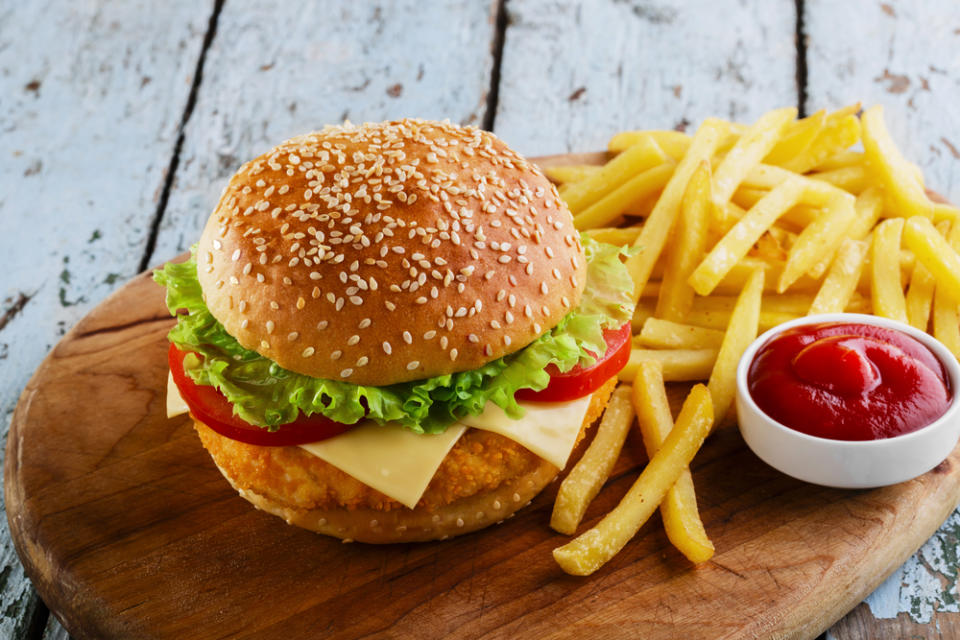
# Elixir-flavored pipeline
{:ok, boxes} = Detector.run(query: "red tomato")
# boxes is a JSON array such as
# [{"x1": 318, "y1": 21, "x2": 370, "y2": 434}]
[
  {"x1": 514, "y1": 323, "x2": 632, "y2": 402},
  {"x1": 168, "y1": 344, "x2": 355, "y2": 446}
]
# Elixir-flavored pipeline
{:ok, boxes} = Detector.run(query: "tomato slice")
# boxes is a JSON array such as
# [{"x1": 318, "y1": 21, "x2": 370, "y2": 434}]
[
  {"x1": 514, "y1": 323, "x2": 632, "y2": 402},
  {"x1": 168, "y1": 344, "x2": 355, "y2": 446}
]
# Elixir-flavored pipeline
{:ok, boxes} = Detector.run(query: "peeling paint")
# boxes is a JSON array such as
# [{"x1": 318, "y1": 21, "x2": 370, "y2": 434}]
[{"x1": 866, "y1": 509, "x2": 960, "y2": 623}]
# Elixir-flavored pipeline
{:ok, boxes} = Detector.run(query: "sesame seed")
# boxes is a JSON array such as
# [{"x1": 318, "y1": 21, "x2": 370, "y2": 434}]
[
  {"x1": 265, "y1": 321, "x2": 275, "y2": 334},
  {"x1": 356, "y1": 356, "x2": 369, "y2": 367},
  {"x1": 406, "y1": 361, "x2": 420, "y2": 371},
  {"x1": 403, "y1": 331, "x2": 413, "y2": 344},
  {"x1": 340, "y1": 368, "x2": 353, "y2": 378},
  {"x1": 450, "y1": 349, "x2": 458, "y2": 361},
  {"x1": 302, "y1": 347, "x2": 315, "y2": 357},
  {"x1": 382, "y1": 342, "x2": 392, "y2": 355},
  {"x1": 317, "y1": 320, "x2": 329, "y2": 330},
  {"x1": 347, "y1": 335, "x2": 360, "y2": 346},
  {"x1": 331, "y1": 350, "x2": 342, "y2": 360}
]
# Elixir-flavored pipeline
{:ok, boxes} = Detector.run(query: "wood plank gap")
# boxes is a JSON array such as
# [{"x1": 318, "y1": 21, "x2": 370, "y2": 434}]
[
  {"x1": 482, "y1": 0, "x2": 508, "y2": 132},
  {"x1": 795, "y1": 0, "x2": 808, "y2": 117},
  {"x1": 137, "y1": 0, "x2": 226, "y2": 273},
  {"x1": 21, "y1": 593, "x2": 46, "y2": 640}
]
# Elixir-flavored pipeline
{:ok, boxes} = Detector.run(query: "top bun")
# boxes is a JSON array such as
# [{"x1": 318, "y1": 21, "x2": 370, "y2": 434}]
[{"x1": 196, "y1": 119, "x2": 585, "y2": 386}]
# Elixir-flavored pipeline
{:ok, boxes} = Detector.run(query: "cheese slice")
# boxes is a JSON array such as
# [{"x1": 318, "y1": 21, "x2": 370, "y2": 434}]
[
  {"x1": 299, "y1": 423, "x2": 466, "y2": 509},
  {"x1": 167, "y1": 372, "x2": 190, "y2": 418},
  {"x1": 461, "y1": 395, "x2": 593, "y2": 469}
]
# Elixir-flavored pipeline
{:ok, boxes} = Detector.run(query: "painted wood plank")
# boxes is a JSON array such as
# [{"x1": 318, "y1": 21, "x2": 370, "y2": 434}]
[
  {"x1": 492, "y1": 0, "x2": 798, "y2": 156},
  {"x1": 150, "y1": 0, "x2": 500, "y2": 262},
  {"x1": 806, "y1": 0, "x2": 960, "y2": 204},
  {"x1": 0, "y1": 1, "x2": 212, "y2": 637},
  {"x1": 804, "y1": 2, "x2": 960, "y2": 637}
]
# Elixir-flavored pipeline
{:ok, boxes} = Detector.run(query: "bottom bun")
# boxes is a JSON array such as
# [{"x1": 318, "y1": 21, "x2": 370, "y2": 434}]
[{"x1": 196, "y1": 377, "x2": 617, "y2": 543}]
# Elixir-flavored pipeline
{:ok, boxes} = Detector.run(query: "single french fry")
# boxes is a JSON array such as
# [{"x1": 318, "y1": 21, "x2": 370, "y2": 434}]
[
  {"x1": 847, "y1": 187, "x2": 884, "y2": 240},
  {"x1": 808, "y1": 165, "x2": 870, "y2": 194},
  {"x1": 903, "y1": 216, "x2": 960, "y2": 305},
  {"x1": 632, "y1": 362, "x2": 714, "y2": 564},
  {"x1": 636, "y1": 318, "x2": 725, "y2": 350},
  {"x1": 686, "y1": 308, "x2": 800, "y2": 333},
  {"x1": 574, "y1": 162, "x2": 676, "y2": 230},
  {"x1": 871, "y1": 218, "x2": 909, "y2": 323},
  {"x1": 812, "y1": 150, "x2": 865, "y2": 172},
  {"x1": 620, "y1": 349, "x2": 718, "y2": 383},
  {"x1": 934, "y1": 203, "x2": 960, "y2": 223},
  {"x1": 861, "y1": 105, "x2": 934, "y2": 219},
  {"x1": 551, "y1": 385, "x2": 635, "y2": 535},
  {"x1": 764, "y1": 109, "x2": 826, "y2": 166},
  {"x1": 609, "y1": 130, "x2": 692, "y2": 158},
  {"x1": 583, "y1": 225, "x2": 643, "y2": 246},
  {"x1": 712, "y1": 107, "x2": 797, "y2": 206},
  {"x1": 688, "y1": 178, "x2": 805, "y2": 296},
  {"x1": 694, "y1": 293, "x2": 825, "y2": 316},
  {"x1": 731, "y1": 186, "x2": 769, "y2": 210},
  {"x1": 809, "y1": 239, "x2": 868, "y2": 315},
  {"x1": 741, "y1": 163, "x2": 847, "y2": 206},
  {"x1": 708, "y1": 268, "x2": 763, "y2": 426},
  {"x1": 781, "y1": 193, "x2": 856, "y2": 289},
  {"x1": 553, "y1": 385, "x2": 714, "y2": 576},
  {"x1": 712, "y1": 258, "x2": 818, "y2": 295},
  {"x1": 781, "y1": 107, "x2": 862, "y2": 174},
  {"x1": 933, "y1": 285, "x2": 960, "y2": 359},
  {"x1": 656, "y1": 161, "x2": 712, "y2": 320},
  {"x1": 933, "y1": 219, "x2": 960, "y2": 358},
  {"x1": 561, "y1": 138, "x2": 668, "y2": 214},
  {"x1": 627, "y1": 119, "x2": 729, "y2": 303},
  {"x1": 906, "y1": 259, "x2": 937, "y2": 331},
  {"x1": 543, "y1": 164, "x2": 600, "y2": 185}
]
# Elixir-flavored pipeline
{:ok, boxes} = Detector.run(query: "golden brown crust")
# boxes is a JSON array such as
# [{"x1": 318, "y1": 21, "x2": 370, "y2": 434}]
[
  {"x1": 196, "y1": 377, "x2": 617, "y2": 542},
  {"x1": 197, "y1": 119, "x2": 585, "y2": 385}
]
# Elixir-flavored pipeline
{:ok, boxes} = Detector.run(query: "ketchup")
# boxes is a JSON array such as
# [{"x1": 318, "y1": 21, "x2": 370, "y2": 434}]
[{"x1": 748, "y1": 322, "x2": 952, "y2": 441}]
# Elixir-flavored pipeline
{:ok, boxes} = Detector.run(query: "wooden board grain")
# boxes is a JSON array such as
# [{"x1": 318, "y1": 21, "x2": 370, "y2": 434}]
[{"x1": 7, "y1": 151, "x2": 960, "y2": 640}]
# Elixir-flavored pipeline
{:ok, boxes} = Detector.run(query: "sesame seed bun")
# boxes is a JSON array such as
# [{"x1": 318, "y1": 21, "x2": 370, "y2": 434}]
[
  {"x1": 196, "y1": 119, "x2": 585, "y2": 386},
  {"x1": 195, "y1": 377, "x2": 617, "y2": 543}
]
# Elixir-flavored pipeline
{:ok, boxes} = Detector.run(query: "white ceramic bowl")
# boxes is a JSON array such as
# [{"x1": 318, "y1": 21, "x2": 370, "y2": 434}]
[{"x1": 735, "y1": 313, "x2": 960, "y2": 488}]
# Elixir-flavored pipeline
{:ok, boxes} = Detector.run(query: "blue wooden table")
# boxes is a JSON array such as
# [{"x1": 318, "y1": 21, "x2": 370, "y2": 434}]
[{"x1": 3, "y1": 1, "x2": 959, "y2": 637}]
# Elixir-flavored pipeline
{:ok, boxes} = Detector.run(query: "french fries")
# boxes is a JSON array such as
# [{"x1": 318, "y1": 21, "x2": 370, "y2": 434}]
[
  {"x1": 632, "y1": 362, "x2": 714, "y2": 563},
  {"x1": 626, "y1": 119, "x2": 729, "y2": 303},
  {"x1": 809, "y1": 239, "x2": 868, "y2": 315},
  {"x1": 551, "y1": 386, "x2": 635, "y2": 535},
  {"x1": 903, "y1": 216, "x2": 960, "y2": 303},
  {"x1": 712, "y1": 107, "x2": 797, "y2": 207},
  {"x1": 870, "y1": 218, "x2": 909, "y2": 322},
  {"x1": 656, "y1": 161, "x2": 711, "y2": 320},
  {"x1": 707, "y1": 268, "x2": 763, "y2": 427},
  {"x1": 546, "y1": 103, "x2": 960, "y2": 576},
  {"x1": 689, "y1": 178, "x2": 805, "y2": 295},
  {"x1": 561, "y1": 137, "x2": 668, "y2": 214},
  {"x1": 620, "y1": 348, "x2": 719, "y2": 382},
  {"x1": 636, "y1": 318, "x2": 725, "y2": 349},
  {"x1": 861, "y1": 105, "x2": 934, "y2": 219},
  {"x1": 553, "y1": 385, "x2": 713, "y2": 576}
]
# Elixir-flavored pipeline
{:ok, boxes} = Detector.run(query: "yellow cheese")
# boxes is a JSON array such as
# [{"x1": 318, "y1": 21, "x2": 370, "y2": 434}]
[
  {"x1": 461, "y1": 395, "x2": 593, "y2": 469},
  {"x1": 167, "y1": 372, "x2": 190, "y2": 418},
  {"x1": 299, "y1": 423, "x2": 466, "y2": 509}
]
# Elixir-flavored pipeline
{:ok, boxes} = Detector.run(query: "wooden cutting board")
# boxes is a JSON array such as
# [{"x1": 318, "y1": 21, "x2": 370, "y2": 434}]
[{"x1": 7, "y1": 155, "x2": 960, "y2": 640}]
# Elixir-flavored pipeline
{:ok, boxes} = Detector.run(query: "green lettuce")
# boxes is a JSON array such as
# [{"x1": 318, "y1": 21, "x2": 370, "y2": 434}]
[{"x1": 154, "y1": 236, "x2": 634, "y2": 433}]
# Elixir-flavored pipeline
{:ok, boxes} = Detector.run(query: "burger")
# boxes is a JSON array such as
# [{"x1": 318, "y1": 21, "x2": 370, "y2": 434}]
[{"x1": 155, "y1": 119, "x2": 635, "y2": 543}]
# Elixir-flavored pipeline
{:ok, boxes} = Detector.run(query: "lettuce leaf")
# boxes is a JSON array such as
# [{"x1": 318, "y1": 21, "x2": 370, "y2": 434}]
[{"x1": 154, "y1": 236, "x2": 634, "y2": 433}]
